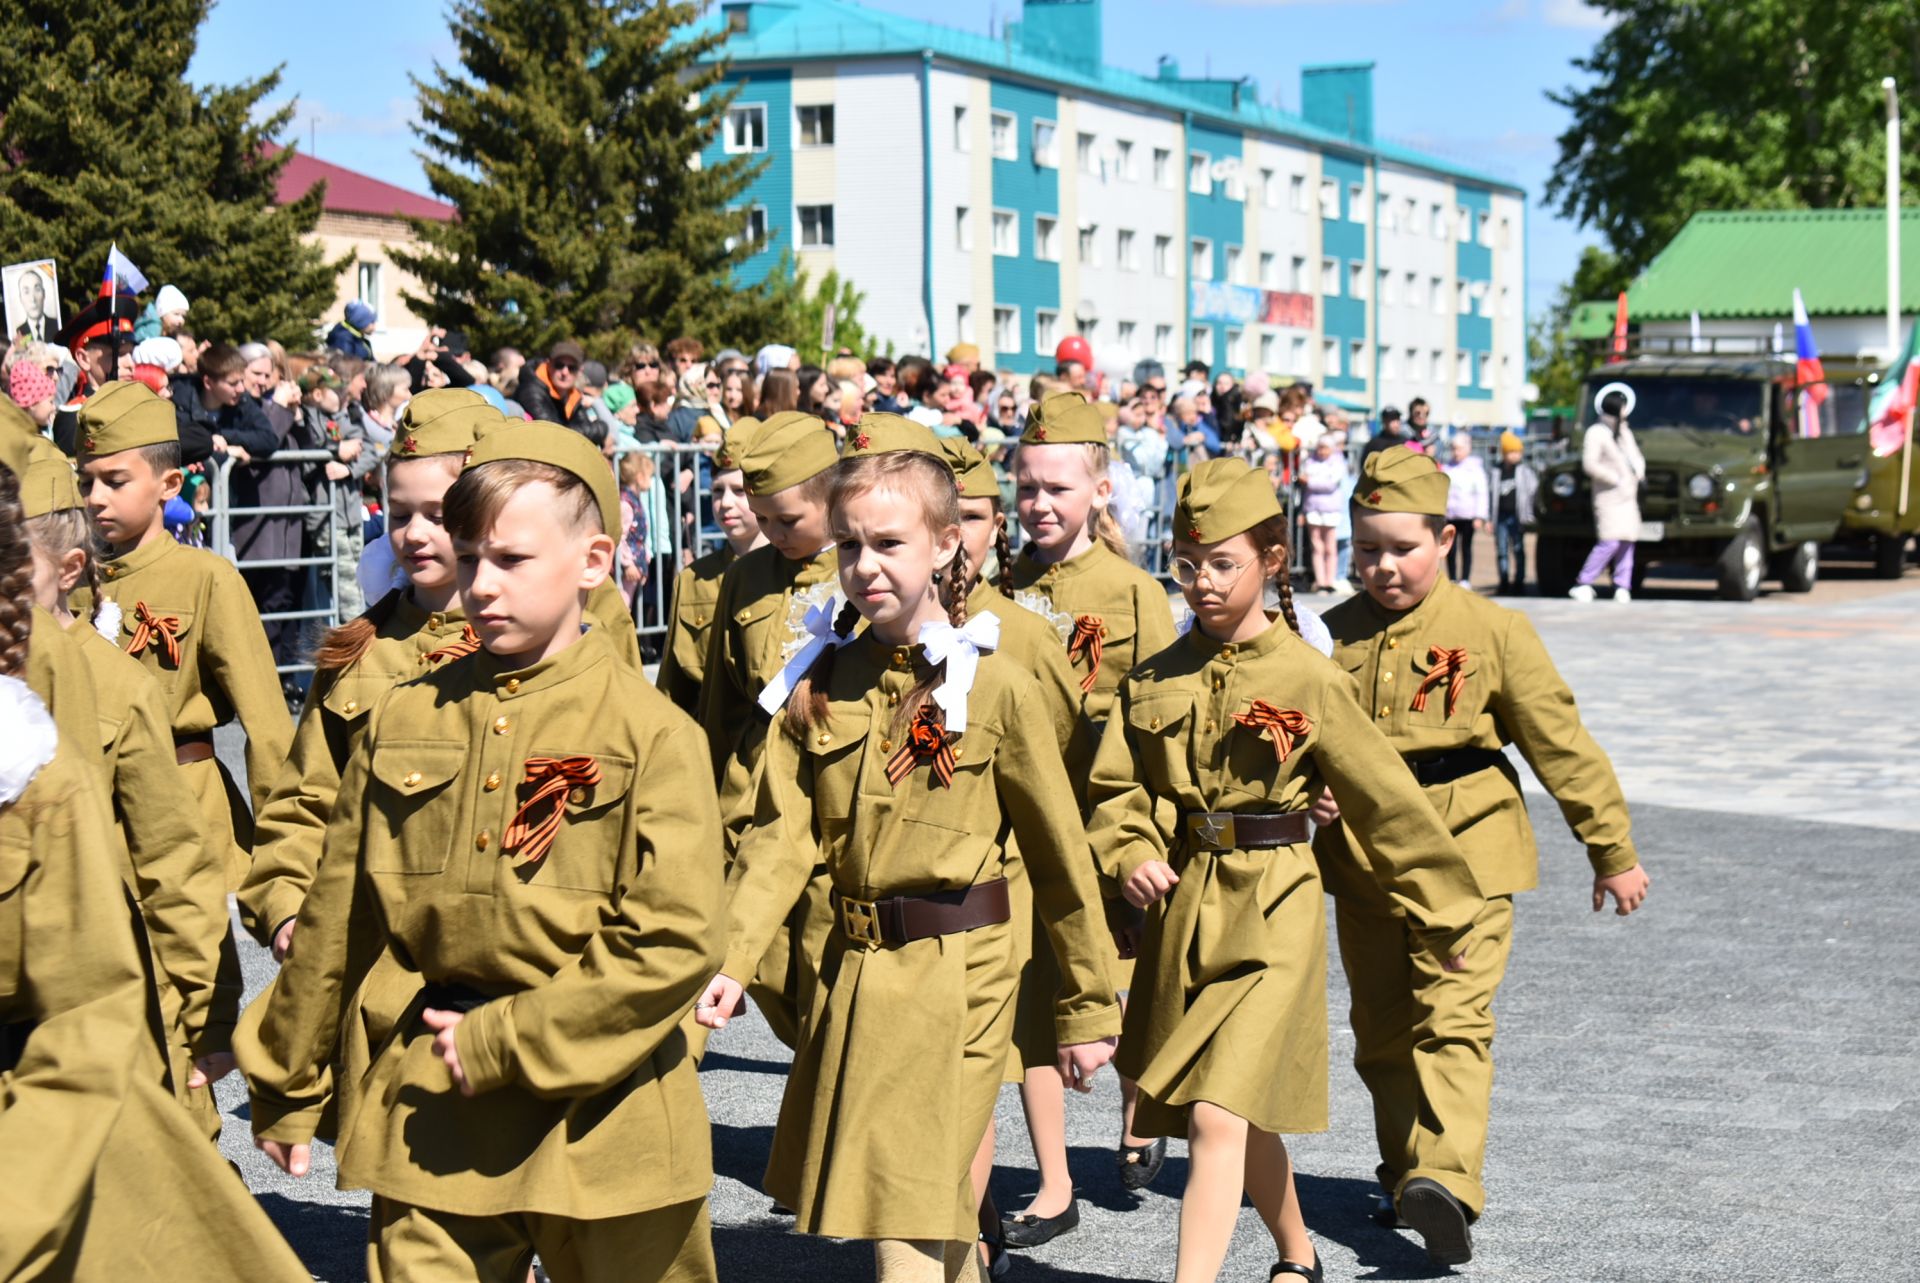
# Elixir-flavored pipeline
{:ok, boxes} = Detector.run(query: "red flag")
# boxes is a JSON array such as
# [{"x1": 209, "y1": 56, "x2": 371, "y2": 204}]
[{"x1": 1610, "y1": 292, "x2": 1629, "y2": 362}]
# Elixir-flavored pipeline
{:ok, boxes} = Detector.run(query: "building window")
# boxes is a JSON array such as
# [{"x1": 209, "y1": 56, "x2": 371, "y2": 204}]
[
  {"x1": 1501, "y1": 352, "x2": 1513, "y2": 381},
  {"x1": 994, "y1": 306, "x2": 1020, "y2": 353},
  {"x1": 1117, "y1": 228, "x2": 1138, "y2": 270},
  {"x1": 953, "y1": 105, "x2": 970, "y2": 152},
  {"x1": 1380, "y1": 345, "x2": 1397, "y2": 381},
  {"x1": 1431, "y1": 202, "x2": 1446, "y2": 239},
  {"x1": 991, "y1": 209, "x2": 1018, "y2": 256},
  {"x1": 1319, "y1": 178, "x2": 1340, "y2": 219},
  {"x1": 1431, "y1": 348, "x2": 1445, "y2": 381},
  {"x1": 1348, "y1": 262, "x2": 1366, "y2": 299},
  {"x1": 1078, "y1": 223, "x2": 1099, "y2": 266},
  {"x1": 1405, "y1": 271, "x2": 1420, "y2": 308},
  {"x1": 1225, "y1": 327, "x2": 1245, "y2": 369},
  {"x1": 1323, "y1": 338, "x2": 1341, "y2": 378},
  {"x1": 1403, "y1": 196, "x2": 1418, "y2": 233},
  {"x1": 1035, "y1": 309, "x2": 1059, "y2": 353},
  {"x1": 990, "y1": 111, "x2": 1016, "y2": 160},
  {"x1": 1476, "y1": 283, "x2": 1491, "y2": 318},
  {"x1": 1349, "y1": 183, "x2": 1367, "y2": 224},
  {"x1": 1154, "y1": 323, "x2": 1176, "y2": 362},
  {"x1": 1377, "y1": 194, "x2": 1396, "y2": 231},
  {"x1": 1291, "y1": 256, "x2": 1308, "y2": 292},
  {"x1": 1350, "y1": 339, "x2": 1365, "y2": 377},
  {"x1": 955, "y1": 303, "x2": 974, "y2": 342},
  {"x1": 1153, "y1": 234, "x2": 1174, "y2": 277},
  {"x1": 1457, "y1": 281, "x2": 1472, "y2": 315},
  {"x1": 1082, "y1": 318, "x2": 1099, "y2": 346},
  {"x1": 1479, "y1": 351, "x2": 1494, "y2": 389},
  {"x1": 797, "y1": 204, "x2": 835, "y2": 248},
  {"x1": 1431, "y1": 276, "x2": 1446, "y2": 315},
  {"x1": 1321, "y1": 256, "x2": 1339, "y2": 297},
  {"x1": 1152, "y1": 147, "x2": 1173, "y2": 188},
  {"x1": 1499, "y1": 215, "x2": 1513, "y2": 248},
  {"x1": 1078, "y1": 132, "x2": 1098, "y2": 174},
  {"x1": 1034, "y1": 215, "x2": 1061, "y2": 262},
  {"x1": 1290, "y1": 335, "x2": 1308, "y2": 373},
  {"x1": 1259, "y1": 251, "x2": 1277, "y2": 289},
  {"x1": 1405, "y1": 346, "x2": 1419, "y2": 380},
  {"x1": 1116, "y1": 139, "x2": 1136, "y2": 180},
  {"x1": 726, "y1": 206, "x2": 767, "y2": 252},
  {"x1": 1224, "y1": 165, "x2": 1246, "y2": 203},
  {"x1": 1378, "y1": 268, "x2": 1394, "y2": 305},
  {"x1": 1033, "y1": 119, "x2": 1059, "y2": 167},
  {"x1": 1456, "y1": 349, "x2": 1471, "y2": 385},
  {"x1": 1225, "y1": 244, "x2": 1243, "y2": 284},
  {"x1": 1189, "y1": 152, "x2": 1211, "y2": 195},
  {"x1": 356, "y1": 260, "x2": 382, "y2": 305},
  {"x1": 955, "y1": 206, "x2": 971, "y2": 251},
  {"x1": 1118, "y1": 319, "x2": 1137, "y2": 352},
  {"x1": 1290, "y1": 174, "x2": 1308, "y2": 212},
  {"x1": 1500, "y1": 285, "x2": 1513, "y2": 317},
  {"x1": 1259, "y1": 332, "x2": 1276, "y2": 370},
  {"x1": 1191, "y1": 238, "x2": 1213, "y2": 279},
  {"x1": 1457, "y1": 205, "x2": 1472, "y2": 242},
  {"x1": 797, "y1": 104, "x2": 835, "y2": 146},
  {"x1": 1191, "y1": 326, "x2": 1214, "y2": 366},
  {"x1": 1261, "y1": 168, "x2": 1278, "y2": 208},
  {"x1": 724, "y1": 103, "x2": 767, "y2": 153},
  {"x1": 1477, "y1": 210, "x2": 1492, "y2": 247}
]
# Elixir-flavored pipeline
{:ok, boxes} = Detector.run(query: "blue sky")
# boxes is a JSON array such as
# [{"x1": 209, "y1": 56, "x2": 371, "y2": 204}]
[{"x1": 189, "y1": 0, "x2": 1611, "y2": 318}]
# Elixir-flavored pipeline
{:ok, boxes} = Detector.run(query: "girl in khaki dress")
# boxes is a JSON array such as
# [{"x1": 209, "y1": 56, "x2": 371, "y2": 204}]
[
  {"x1": 699, "y1": 448, "x2": 1121, "y2": 1282},
  {"x1": 1085, "y1": 459, "x2": 1485, "y2": 1283}
]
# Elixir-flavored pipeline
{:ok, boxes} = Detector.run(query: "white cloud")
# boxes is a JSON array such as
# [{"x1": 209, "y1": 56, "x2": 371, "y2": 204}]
[{"x1": 1541, "y1": 0, "x2": 1611, "y2": 29}]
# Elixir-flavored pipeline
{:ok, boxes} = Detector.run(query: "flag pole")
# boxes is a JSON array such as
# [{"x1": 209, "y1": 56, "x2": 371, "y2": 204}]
[{"x1": 1886, "y1": 78, "x2": 1910, "y2": 518}]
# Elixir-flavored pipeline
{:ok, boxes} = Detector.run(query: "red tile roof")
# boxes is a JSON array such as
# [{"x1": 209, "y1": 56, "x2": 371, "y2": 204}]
[{"x1": 268, "y1": 144, "x2": 455, "y2": 223}]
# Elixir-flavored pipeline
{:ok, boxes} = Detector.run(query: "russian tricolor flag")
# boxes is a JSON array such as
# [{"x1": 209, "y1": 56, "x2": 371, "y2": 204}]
[{"x1": 1793, "y1": 288, "x2": 1827, "y2": 437}]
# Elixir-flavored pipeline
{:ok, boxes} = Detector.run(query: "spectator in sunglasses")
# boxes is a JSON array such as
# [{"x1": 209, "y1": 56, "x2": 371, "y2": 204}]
[
  {"x1": 620, "y1": 341, "x2": 663, "y2": 389},
  {"x1": 518, "y1": 339, "x2": 595, "y2": 431}
]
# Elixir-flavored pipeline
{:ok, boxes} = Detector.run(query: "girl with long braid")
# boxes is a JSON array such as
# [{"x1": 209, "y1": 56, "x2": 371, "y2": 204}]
[{"x1": 698, "y1": 446, "x2": 1119, "y2": 1283}]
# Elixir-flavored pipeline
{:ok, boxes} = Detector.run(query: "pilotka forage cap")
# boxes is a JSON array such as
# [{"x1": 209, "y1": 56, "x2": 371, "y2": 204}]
[
  {"x1": 1355, "y1": 444, "x2": 1451, "y2": 517},
  {"x1": 839, "y1": 412, "x2": 943, "y2": 461},
  {"x1": 394, "y1": 387, "x2": 502, "y2": 460},
  {"x1": 937, "y1": 437, "x2": 1000, "y2": 501},
  {"x1": 462, "y1": 421, "x2": 619, "y2": 539},
  {"x1": 736, "y1": 410, "x2": 837, "y2": 496},
  {"x1": 712, "y1": 416, "x2": 760, "y2": 472},
  {"x1": 1019, "y1": 391, "x2": 1106, "y2": 446},
  {"x1": 1175, "y1": 457, "x2": 1283, "y2": 545},
  {"x1": 79, "y1": 380, "x2": 177, "y2": 457},
  {"x1": 21, "y1": 436, "x2": 82, "y2": 518}
]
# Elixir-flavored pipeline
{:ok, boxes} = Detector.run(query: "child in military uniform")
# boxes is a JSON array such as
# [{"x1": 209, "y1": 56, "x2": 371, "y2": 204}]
[
  {"x1": 655, "y1": 416, "x2": 765, "y2": 714},
  {"x1": 1006, "y1": 391, "x2": 1179, "y2": 1220},
  {"x1": 19, "y1": 435, "x2": 229, "y2": 1134},
  {"x1": 76, "y1": 378, "x2": 292, "y2": 1080},
  {"x1": 699, "y1": 445, "x2": 1119, "y2": 1283},
  {"x1": 238, "y1": 422, "x2": 725, "y2": 1283},
  {"x1": 1315, "y1": 445, "x2": 1650, "y2": 1264},
  {"x1": 1086, "y1": 459, "x2": 1484, "y2": 1283}
]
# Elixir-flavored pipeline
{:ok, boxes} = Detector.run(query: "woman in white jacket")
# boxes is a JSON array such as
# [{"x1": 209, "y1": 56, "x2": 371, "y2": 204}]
[{"x1": 1571, "y1": 388, "x2": 1646, "y2": 601}]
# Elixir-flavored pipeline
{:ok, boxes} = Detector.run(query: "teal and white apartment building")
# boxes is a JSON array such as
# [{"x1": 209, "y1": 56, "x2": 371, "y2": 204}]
[{"x1": 696, "y1": 0, "x2": 1528, "y2": 427}]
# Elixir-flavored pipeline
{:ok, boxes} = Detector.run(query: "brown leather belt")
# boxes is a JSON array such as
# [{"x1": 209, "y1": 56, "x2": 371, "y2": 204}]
[
  {"x1": 174, "y1": 733, "x2": 215, "y2": 766},
  {"x1": 1183, "y1": 810, "x2": 1312, "y2": 852},
  {"x1": 832, "y1": 878, "x2": 1011, "y2": 948},
  {"x1": 1408, "y1": 747, "x2": 1507, "y2": 787}
]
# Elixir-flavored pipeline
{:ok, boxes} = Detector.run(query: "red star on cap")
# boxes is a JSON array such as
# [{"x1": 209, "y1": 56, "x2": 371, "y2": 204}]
[
  {"x1": 853, "y1": 432, "x2": 870, "y2": 450},
  {"x1": 398, "y1": 437, "x2": 419, "y2": 455},
  {"x1": 1366, "y1": 489, "x2": 1382, "y2": 505},
  {"x1": 1033, "y1": 426, "x2": 1049, "y2": 441},
  {"x1": 461, "y1": 447, "x2": 475, "y2": 467},
  {"x1": 1188, "y1": 525, "x2": 1203, "y2": 540}
]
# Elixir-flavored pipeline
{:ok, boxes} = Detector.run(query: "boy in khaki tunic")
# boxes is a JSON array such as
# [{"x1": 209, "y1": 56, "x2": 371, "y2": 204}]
[
  {"x1": 239, "y1": 423, "x2": 723, "y2": 1283},
  {"x1": 655, "y1": 416, "x2": 764, "y2": 714},
  {"x1": 1315, "y1": 446, "x2": 1650, "y2": 1265}
]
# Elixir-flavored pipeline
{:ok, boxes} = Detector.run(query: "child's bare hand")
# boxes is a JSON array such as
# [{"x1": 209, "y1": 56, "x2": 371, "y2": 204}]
[
  {"x1": 694, "y1": 975, "x2": 745, "y2": 1030},
  {"x1": 1112, "y1": 925, "x2": 1140, "y2": 960},
  {"x1": 1593, "y1": 865, "x2": 1650, "y2": 916},
  {"x1": 187, "y1": 1051, "x2": 236, "y2": 1089},
  {"x1": 421, "y1": 1008, "x2": 473, "y2": 1096},
  {"x1": 271, "y1": 918, "x2": 296, "y2": 962},
  {"x1": 1123, "y1": 860, "x2": 1179, "y2": 908},
  {"x1": 256, "y1": 1138, "x2": 311, "y2": 1177},
  {"x1": 1309, "y1": 788, "x2": 1340, "y2": 826},
  {"x1": 1056, "y1": 1037, "x2": 1117, "y2": 1093},
  {"x1": 1442, "y1": 950, "x2": 1468, "y2": 974}
]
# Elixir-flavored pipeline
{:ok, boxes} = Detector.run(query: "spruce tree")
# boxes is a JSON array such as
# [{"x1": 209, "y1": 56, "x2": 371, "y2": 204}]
[
  {"x1": 398, "y1": 0, "x2": 800, "y2": 359},
  {"x1": 0, "y1": 1, "x2": 338, "y2": 346}
]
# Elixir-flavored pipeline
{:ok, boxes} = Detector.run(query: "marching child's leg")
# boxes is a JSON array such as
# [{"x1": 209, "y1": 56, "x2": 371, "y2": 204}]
[
  {"x1": 1244, "y1": 1128, "x2": 1316, "y2": 1272},
  {"x1": 1176, "y1": 1102, "x2": 1250, "y2": 1283}
]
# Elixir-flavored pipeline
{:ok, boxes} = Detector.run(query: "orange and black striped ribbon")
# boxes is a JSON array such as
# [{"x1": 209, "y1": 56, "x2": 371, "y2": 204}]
[
  {"x1": 127, "y1": 601, "x2": 182, "y2": 666},
  {"x1": 1410, "y1": 646, "x2": 1471, "y2": 719},
  {"x1": 885, "y1": 706, "x2": 958, "y2": 789},
  {"x1": 502, "y1": 755, "x2": 601, "y2": 867},
  {"x1": 1231, "y1": 701, "x2": 1313, "y2": 763},
  {"x1": 1066, "y1": 614, "x2": 1105, "y2": 694},
  {"x1": 423, "y1": 625, "x2": 483, "y2": 664}
]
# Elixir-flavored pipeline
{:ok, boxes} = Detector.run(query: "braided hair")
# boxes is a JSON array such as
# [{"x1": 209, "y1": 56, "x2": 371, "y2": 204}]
[
  {"x1": 0, "y1": 470, "x2": 32, "y2": 680},
  {"x1": 1248, "y1": 515, "x2": 1301, "y2": 635}
]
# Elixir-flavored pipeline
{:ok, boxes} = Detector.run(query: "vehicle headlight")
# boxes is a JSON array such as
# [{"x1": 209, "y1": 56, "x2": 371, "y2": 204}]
[
  {"x1": 1551, "y1": 473, "x2": 1577, "y2": 498},
  {"x1": 1686, "y1": 473, "x2": 1714, "y2": 500}
]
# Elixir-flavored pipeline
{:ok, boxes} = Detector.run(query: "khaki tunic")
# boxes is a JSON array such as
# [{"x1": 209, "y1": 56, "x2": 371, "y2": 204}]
[
  {"x1": 97, "y1": 536, "x2": 293, "y2": 889},
  {"x1": 25, "y1": 607, "x2": 99, "y2": 755},
  {"x1": 654, "y1": 546, "x2": 736, "y2": 715},
  {"x1": 1087, "y1": 617, "x2": 1484, "y2": 1137},
  {"x1": 238, "y1": 624, "x2": 725, "y2": 1219},
  {"x1": 67, "y1": 619, "x2": 226, "y2": 1115},
  {"x1": 723, "y1": 637, "x2": 1121, "y2": 1241},
  {"x1": 0, "y1": 727, "x2": 307, "y2": 1282},
  {"x1": 586, "y1": 577, "x2": 645, "y2": 670}
]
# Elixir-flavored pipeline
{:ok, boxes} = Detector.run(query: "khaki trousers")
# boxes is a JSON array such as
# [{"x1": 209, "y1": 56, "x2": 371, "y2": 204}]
[
  {"x1": 367, "y1": 1196, "x2": 715, "y2": 1283},
  {"x1": 1333, "y1": 893, "x2": 1514, "y2": 1217},
  {"x1": 872, "y1": 1238, "x2": 986, "y2": 1283}
]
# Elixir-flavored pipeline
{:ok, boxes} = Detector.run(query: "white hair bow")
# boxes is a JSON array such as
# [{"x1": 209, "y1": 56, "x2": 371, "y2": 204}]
[
  {"x1": 917, "y1": 612, "x2": 1001, "y2": 734},
  {"x1": 758, "y1": 595, "x2": 856, "y2": 715}
]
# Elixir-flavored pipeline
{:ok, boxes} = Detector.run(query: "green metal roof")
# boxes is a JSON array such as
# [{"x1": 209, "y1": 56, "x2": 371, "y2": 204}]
[
  {"x1": 1624, "y1": 209, "x2": 1920, "y2": 320},
  {"x1": 693, "y1": 0, "x2": 1523, "y2": 195},
  {"x1": 1567, "y1": 299, "x2": 1617, "y2": 341}
]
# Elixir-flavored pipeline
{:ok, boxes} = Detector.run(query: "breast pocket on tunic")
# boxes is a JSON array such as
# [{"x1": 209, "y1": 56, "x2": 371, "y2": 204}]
[
  {"x1": 120, "y1": 603, "x2": 194, "y2": 694},
  {"x1": 899, "y1": 718, "x2": 1005, "y2": 838},
  {"x1": 1407, "y1": 648, "x2": 1481, "y2": 731},
  {"x1": 514, "y1": 751, "x2": 636, "y2": 894},
  {"x1": 365, "y1": 741, "x2": 465, "y2": 874},
  {"x1": 803, "y1": 707, "x2": 872, "y2": 827},
  {"x1": 1080, "y1": 611, "x2": 1137, "y2": 721},
  {"x1": 1124, "y1": 691, "x2": 1197, "y2": 794}
]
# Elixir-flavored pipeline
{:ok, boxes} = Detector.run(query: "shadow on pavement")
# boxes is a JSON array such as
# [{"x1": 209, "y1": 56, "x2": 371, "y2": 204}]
[
  {"x1": 1296, "y1": 1173, "x2": 1456, "y2": 1281},
  {"x1": 256, "y1": 1190, "x2": 368, "y2": 1282},
  {"x1": 711, "y1": 1120, "x2": 777, "y2": 1195},
  {"x1": 699, "y1": 1049, "x2": 794, "y2": 1077}
]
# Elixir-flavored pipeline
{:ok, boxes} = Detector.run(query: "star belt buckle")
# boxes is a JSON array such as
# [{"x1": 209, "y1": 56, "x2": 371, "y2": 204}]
[
  {"x1": 839, "y1": 895, "x2": 884, "y2": 947},
  {"x1": 1187, "y1": 812, "x2": 1237, "y2": 851}
]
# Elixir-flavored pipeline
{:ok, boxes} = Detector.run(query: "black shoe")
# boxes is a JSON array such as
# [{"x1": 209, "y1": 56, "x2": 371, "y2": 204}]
[
  {"x1": 1369, "y1": 1190, "x2": 1410, "y2": 1229},
  {"x1": 980, "y1": 1236, "x2": 1011, "y2": 1278},
  {"x1": 768, "y1": 1201, "x2": 793, "y2": 1217},
  {"x1": 1270, "y1": 1252, "x2": 1323, "y2": 1282},
  {"x1": 1397, "y1": 1178, "x2": 1473, "y2": 1266},
  {"x1": 1117, "y1": 1136, "x2": 1167, "y2": 1190},
  {"x1": 1001, "y1": 1199, "x2": 1079, "y2": 1248}
]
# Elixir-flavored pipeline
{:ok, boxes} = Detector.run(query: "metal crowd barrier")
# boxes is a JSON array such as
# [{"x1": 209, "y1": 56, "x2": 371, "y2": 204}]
[
  {"x1": 209, "y1": 449, "x2": 347, "y2": 677},
  {"x1": 605, "y1": 441, "x2": 720, "y2": 653}
]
